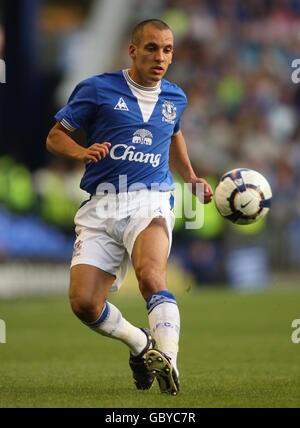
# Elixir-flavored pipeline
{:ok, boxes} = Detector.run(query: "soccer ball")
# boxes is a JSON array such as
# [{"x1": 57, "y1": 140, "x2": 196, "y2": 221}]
[{"x1": 214, "y1": 168, "x2": 272, "y2": 225}]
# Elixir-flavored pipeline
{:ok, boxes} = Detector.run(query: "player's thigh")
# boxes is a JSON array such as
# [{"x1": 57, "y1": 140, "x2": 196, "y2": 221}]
[
  {"x1": 70, "y1": 264, "x2": 115, "y2": 313},
  {"x1": 131, "y1": 217, "x2": 169, "y2": 296}
]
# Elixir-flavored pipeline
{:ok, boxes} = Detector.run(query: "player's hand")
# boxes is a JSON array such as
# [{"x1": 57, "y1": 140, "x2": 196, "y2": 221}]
[
  {"x1": 81, "y1": 142, "x2": 111, "y2": 163},
  {"x1": 189, "y1": 178, "x2": 214, "y2": 204}
]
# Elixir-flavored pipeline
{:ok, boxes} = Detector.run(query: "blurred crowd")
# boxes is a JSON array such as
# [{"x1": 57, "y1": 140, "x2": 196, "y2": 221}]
[
  {"x1": 1, "y1": 0, "x2": 300, "y2": 284},
  {"x1": 0, "y1": 155, "x2": 85, "y2": 261}
]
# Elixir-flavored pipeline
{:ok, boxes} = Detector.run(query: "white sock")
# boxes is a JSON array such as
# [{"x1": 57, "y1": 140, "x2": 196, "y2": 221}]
[
  {"x1": 147, "y1": 291, "x2": 180, "y2": 375},
  {"x1": 86, "y1": 302, "x2": 147, "y2": 356}
]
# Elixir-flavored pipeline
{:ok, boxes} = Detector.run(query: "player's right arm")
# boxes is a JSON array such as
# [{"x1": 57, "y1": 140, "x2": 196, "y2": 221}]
[{"x1": 46, "y1": 122, "x2": 111, "y2": 163}]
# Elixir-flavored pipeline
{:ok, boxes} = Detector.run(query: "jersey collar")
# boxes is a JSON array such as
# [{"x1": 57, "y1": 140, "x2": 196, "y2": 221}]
[{"x1": 123, "y1": 69, "x2": 161, "y2": 92}]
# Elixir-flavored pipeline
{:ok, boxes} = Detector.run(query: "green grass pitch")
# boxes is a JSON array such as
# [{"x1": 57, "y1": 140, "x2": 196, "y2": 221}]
[{"x1": 0, "y1": 286, "x2": 300, "y2": 408}]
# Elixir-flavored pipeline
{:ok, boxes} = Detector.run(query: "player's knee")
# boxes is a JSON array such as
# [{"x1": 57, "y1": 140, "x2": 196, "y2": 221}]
[
  {"x1": 70, "y1": 294, "x2": 103, "y2": 323},
  {"x1": 135, "y1": 264, "x2": 166, "y2": 299}
]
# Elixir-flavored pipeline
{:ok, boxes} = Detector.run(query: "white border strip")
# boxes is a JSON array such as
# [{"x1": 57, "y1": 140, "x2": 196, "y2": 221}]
[{"x1": 61, "y1": 119, "x2": 77, "y2": 132}]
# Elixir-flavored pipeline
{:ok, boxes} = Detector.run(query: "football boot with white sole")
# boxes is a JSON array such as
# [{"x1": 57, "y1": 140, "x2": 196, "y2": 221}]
[{"x1": 145, "y1": 349, "x2": 179, "y2": 395}]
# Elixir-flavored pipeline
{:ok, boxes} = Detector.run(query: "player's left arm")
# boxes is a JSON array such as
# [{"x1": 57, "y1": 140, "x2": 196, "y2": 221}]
[{"x1": 170, "y1": 130, "x2": 213, "y2": 204}]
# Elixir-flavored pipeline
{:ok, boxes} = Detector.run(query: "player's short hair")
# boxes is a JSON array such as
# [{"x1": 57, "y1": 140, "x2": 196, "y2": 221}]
[{"x1": 131, "y1": 19, "x2": 172, "y2": 46}]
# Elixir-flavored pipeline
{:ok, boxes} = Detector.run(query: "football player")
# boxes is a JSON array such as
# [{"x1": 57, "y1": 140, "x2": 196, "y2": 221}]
[{"x1": 47, "y1": 19, "x2": 213, "y2": 395}]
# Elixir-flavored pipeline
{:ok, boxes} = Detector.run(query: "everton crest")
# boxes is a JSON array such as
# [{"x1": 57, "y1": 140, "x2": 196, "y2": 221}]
[{"x1": 162, "y1": 101, "x2": 177, "y2": 124}]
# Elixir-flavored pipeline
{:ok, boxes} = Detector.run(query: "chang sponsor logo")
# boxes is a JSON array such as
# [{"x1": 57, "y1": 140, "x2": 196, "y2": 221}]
[
  {"x1": 132, "y1": 129, "x2": 153, "y2": 146},
  {"x1": 110, "y1": 144, "x2": 161, "y2": 167}
]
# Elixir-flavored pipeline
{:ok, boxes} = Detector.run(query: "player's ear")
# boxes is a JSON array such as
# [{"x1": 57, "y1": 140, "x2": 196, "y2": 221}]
[{"x1": 129, "y1": 44, "x2": 137, "y2": 60}]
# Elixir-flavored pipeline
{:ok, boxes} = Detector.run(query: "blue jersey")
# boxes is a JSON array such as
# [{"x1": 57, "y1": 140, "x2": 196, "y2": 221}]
[{"x1": 55, "y1": 70, "x2": 187, "y2": 194}]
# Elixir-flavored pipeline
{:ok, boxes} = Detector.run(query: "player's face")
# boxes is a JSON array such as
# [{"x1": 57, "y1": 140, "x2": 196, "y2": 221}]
[{"x1": 129, "y1": 25, "x2": 174, "y2": 87}]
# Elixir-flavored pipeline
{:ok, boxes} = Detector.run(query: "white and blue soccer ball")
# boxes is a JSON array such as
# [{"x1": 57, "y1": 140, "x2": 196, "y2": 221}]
[{"x1": 214, "y1": 168, "x2": 272, "y2": 225}]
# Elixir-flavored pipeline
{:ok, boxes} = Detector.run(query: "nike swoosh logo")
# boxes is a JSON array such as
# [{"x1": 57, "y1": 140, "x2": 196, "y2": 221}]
[{"x1": 241, "y1": 200, "x2": 252, "y2": 209}]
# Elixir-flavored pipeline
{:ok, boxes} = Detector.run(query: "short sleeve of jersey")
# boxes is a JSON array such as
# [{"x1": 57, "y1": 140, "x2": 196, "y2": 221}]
[
  {"x1": 55, "y1": 78, "x2": 98, "y2": 131},
  {"x1": 172, "y1": 86, "x2": 187, "y2": 136},
  {"x1": 173, "y1": 118, "x2": 181, "y2": 135}
]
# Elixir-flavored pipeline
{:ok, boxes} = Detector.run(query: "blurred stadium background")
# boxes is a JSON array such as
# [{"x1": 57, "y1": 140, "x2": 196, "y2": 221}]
[{"x1": 1, "y1": 0, "x2": 300, "y2": 298}]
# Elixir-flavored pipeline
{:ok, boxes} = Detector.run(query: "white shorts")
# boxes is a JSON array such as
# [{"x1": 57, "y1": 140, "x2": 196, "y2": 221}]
[{"x1": 71, "y1": 189, "x2": 175, "y2": 293}]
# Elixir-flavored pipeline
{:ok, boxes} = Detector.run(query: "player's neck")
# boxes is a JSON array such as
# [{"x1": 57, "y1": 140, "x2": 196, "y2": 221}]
[{"x1": 127, "y1": 68, "x2": 160, "y2": 89}]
